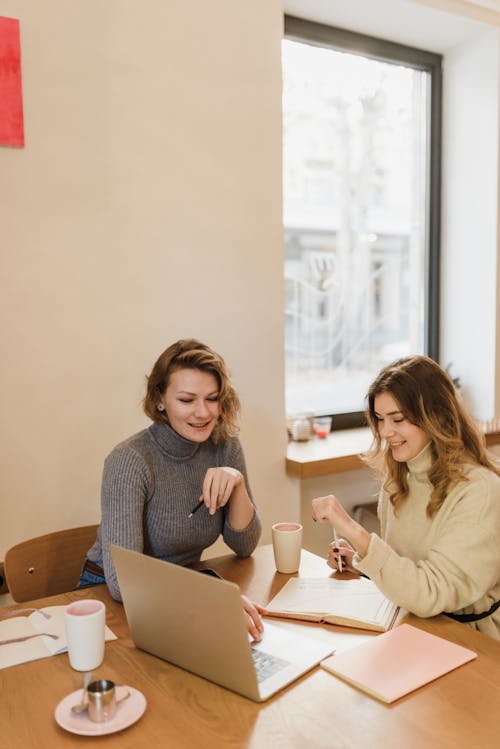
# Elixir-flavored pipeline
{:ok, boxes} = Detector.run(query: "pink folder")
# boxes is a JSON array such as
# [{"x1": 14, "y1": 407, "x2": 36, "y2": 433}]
[{"x1": 320, "y1": 623, "x2": 477, "y2": 703}]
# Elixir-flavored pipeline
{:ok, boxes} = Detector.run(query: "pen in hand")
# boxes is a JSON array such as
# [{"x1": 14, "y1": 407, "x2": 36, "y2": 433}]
[
  {"x1": 333, "y1": 528, "x2": 343, "y2": 573},
  {"x1": 188, "y1": 500, "x2": 204, "y2": 519}
]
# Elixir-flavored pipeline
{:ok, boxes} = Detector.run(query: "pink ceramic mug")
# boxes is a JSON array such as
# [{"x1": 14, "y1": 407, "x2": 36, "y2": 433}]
[{"x1": 271, "y1": 522, "x2": 303, "y2": 573}]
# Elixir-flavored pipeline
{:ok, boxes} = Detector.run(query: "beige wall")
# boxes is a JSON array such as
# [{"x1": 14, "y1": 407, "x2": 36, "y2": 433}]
[
  {"x1": 440, "y1": 27, "x2": 500, "y2": 420},
  {"x1": 0, "y1": 0, "x2": 298, "y2": 558}
]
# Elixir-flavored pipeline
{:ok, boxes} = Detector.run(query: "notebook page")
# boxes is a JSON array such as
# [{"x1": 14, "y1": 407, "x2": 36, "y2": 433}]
[{"x1": 266, "y1": 577, "x2": 397, "y2": 628}]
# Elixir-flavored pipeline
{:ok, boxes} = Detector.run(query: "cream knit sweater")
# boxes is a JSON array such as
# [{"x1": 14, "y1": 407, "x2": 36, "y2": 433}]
[{"x1": 354, "y1": 443, "x2": 500, "y2": 639}]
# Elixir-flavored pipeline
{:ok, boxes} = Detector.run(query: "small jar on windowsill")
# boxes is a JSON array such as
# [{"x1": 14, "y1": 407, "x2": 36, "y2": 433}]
[
  {"x1": 313, "y1": 416, "x2": 332, "y2": 439},
  {"x1": 290, "y1": 413, "x2": 314, "y2": 442}
]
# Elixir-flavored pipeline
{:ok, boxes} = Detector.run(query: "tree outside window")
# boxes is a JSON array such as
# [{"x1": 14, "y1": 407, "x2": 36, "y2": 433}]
[{"x1": 283, "y1": 19, "x2": 441, "y2": 427}]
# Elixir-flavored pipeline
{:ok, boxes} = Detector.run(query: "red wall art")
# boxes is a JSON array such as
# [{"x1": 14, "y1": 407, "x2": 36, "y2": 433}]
[{"x1": 0, "y1": 16, "x2": 24, "y2": 147}]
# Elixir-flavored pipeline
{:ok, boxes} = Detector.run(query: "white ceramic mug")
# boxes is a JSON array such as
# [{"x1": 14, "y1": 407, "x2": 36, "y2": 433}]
[
  {"x1": 65, "y1": 599, "x2": 105, "y2": 671},
  {"x1": 272, "y1": 522, "x2": 303, "y2": 573}
]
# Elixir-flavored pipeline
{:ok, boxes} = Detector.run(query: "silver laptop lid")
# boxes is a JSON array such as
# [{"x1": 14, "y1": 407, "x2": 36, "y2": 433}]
[{"x1": 110, "y1": 545, "x2": 260, "y2": 701}]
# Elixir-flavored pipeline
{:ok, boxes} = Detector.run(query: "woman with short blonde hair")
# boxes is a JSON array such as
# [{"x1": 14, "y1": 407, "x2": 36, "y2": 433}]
[
  {"x1": 80, "y1": 339, "x2": 263, "y2": 640},
  {"x1": 143, "y1": 338, "x2": 240, "y2": 441}
]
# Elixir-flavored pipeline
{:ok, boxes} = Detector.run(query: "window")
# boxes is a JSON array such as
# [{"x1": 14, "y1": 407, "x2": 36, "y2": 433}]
[{"x1": 283, "y1": 17, "x2": 442, "y2": 428}]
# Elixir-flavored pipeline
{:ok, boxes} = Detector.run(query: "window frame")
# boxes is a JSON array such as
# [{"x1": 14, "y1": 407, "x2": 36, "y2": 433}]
[{"x1": 283, "y1": 15, "x2": 442, "y2": 430}]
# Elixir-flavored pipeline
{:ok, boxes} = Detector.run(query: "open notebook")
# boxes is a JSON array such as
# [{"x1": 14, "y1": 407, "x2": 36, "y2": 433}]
[
  {"x1": 0, "y1": 605, "x2": 116, "y2": 670},
  {"x1": 265, "y1": 576, "x2": 400, "y2": 632},
  {"x1": 320, "y1": 623, "x2": 477, "y2": 703}
]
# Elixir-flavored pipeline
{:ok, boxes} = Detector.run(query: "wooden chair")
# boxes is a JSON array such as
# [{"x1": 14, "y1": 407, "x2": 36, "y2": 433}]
[{"x1": 4, "y1": 525, "x2": 99, "y2": 602}]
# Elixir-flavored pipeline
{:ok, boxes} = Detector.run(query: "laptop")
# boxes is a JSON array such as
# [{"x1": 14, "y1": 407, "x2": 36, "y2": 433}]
[{"x1": 111, "y1": 545, "x2": 334, "y2": 702}]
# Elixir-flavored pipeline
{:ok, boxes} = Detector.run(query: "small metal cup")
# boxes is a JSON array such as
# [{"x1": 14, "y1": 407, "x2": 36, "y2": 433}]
[{"x1": 87, "y1": 679, "x2": 117, "y2": 723}]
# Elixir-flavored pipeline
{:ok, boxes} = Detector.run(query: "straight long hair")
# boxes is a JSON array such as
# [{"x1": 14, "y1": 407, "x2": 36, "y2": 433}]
[{"x1": 364, "y1": 356, "x2": 500, "y2": 516}]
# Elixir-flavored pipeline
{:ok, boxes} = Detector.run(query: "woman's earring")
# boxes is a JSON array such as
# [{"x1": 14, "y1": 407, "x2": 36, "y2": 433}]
[{"x1": 157, "y1": 403, "x2": 165, "y2": 412}]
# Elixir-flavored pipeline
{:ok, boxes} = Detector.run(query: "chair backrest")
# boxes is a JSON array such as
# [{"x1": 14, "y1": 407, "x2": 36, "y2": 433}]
[{"x1": 4, "y1": 525, "x2": 99, "y2": 602}]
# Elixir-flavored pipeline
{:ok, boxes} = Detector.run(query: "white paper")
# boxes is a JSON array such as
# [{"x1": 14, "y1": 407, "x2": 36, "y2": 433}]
[{"x1": 0, "y1": 605, "x2": 116, "y2": 669}]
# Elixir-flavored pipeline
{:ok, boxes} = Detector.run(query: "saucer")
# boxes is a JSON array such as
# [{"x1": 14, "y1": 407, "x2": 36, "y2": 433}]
[{"x1": 54, "y1": 685, "x2": 146, "y2": 736}]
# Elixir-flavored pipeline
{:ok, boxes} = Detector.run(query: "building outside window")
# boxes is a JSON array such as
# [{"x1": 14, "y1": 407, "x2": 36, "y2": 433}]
[{"x1": 283, "y1": 18, "x2": 442, "y2": 427}]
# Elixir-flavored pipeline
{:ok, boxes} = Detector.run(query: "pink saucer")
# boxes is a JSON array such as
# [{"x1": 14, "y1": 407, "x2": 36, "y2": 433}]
[{"x1": 54, "y1": 685, "x2": 146, "y2": 736}]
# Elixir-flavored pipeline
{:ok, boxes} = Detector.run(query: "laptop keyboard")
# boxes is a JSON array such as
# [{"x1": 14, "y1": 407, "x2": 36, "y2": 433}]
[{"x1": 251, "y1": 648, "x2": 291, "y2": 682}]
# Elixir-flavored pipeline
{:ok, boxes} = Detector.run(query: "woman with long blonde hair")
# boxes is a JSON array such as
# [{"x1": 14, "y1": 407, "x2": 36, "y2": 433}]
[{"x1": 312, "y1": 355, "x2": 500, "y2": 639}]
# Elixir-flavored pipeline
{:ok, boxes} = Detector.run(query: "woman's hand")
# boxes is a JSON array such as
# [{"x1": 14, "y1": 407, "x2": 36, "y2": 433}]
[
  {"x1": 240, "y1": 594, "x2": 266, "y2": 642},
  {"x1": 311, "y1": 494, "x2": 352, "y2": 531},
  {"x1": 201, "y1": 467, "x2": 243, "y2": 515},
  {"x1": 327, "y1": 538, "x2": 356, "y2": 573},
  {"x1": 311, "y1": 494, "x2": 372, "y2": 559}
]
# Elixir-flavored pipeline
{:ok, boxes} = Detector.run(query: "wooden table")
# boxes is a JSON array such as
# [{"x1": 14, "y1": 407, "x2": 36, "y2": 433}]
[{"x1": 1, "y1": 546, "x2": 498, "y2": 749}]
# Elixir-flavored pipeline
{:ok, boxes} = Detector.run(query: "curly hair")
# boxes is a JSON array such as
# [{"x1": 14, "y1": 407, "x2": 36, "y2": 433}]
[
  {"x1": 364, "y1": 355, "x2": 500, "y2": 517},
  {"x1": 142, "y1": 339, "x2": 240, "y2": 443}
]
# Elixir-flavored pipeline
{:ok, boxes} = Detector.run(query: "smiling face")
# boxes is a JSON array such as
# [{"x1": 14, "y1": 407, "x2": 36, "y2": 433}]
[
  {"x1": 160, "y1": 368, "x2": 221, "y2": 443},
  {"x1": 374, "y1": 391, "x2": 430, "y2": 462}
]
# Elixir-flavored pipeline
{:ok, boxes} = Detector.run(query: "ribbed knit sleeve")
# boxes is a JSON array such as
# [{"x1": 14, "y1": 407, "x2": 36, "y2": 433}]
[
  {"x1": 99, "y1": 445, "x2": 152, "y2": 600},
  {"x1": 220, "y1": 437, "x2": 261, "y2": 556}
]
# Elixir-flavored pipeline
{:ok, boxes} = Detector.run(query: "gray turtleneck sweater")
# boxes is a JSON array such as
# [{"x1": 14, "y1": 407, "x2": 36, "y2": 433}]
[{"x1": 86, "y1": 422, "x2": 261, "y2": 600}]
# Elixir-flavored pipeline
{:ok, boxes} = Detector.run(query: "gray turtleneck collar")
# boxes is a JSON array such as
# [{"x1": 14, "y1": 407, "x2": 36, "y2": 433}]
[{"x1": 149, "y1": 421, "x2": 203, "y2": 460}]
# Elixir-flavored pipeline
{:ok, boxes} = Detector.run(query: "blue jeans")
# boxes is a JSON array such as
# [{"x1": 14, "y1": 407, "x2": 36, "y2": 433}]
[{"x1": 77, "y1": 565, "x2": 106, "y2": 589}]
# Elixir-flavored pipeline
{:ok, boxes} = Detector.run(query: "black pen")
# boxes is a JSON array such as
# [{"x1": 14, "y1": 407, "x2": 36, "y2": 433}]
[
  {"x1": 333, "y1": 527, "x2": 343, "y2": 573},
  {"x1": 188, "y1": 500, "x2": 204, "y2": 519}
]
